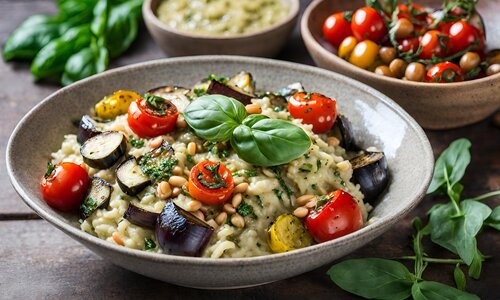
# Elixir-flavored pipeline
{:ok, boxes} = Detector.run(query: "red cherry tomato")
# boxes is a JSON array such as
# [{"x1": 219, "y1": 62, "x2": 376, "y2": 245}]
[
  {"x1": 188, "y1": 160, "x2": 234, "y2": 205},
  {"x1": 438, "y1": 21, "x2": 454, "y2": 35},
  {"x1": 351, "y1": 7, "x2": 387, "y2": 43},
  {"x1": 127, "y1": 96, "x2": 178, "y2": 138},
  {"x1": 40, "y1": 162, "x2": 90, "y2": 211},
  {"x1": 305, "y1": 190, "x2": 363, "y2": 243},
  {"x1": 397, "y1": 36, "x2": 420, "y2": 53},
  {"x1": 419, "y1": 30, "x2": 449, "y2": 59},
  {"x1": 288, "y1": 92, "x2": 337, "y2": 134},
  {"x1": 323, "y1": 12, "x2": 353, "y2": 49},
  {"x1": 426, "y1": 62, "x2": 464, "y2": 83},
  {"x1": 448, "y1": 20, "x2": 484, "y2": 54},
  {"x1": 397, "y1": 3, "x2": 426, "y2": 20}
]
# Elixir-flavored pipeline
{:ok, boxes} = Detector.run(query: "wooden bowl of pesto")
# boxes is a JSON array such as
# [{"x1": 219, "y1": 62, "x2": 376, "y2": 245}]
[{"x1": 143, "y1": 0, "x2": 300, "y2": 57}]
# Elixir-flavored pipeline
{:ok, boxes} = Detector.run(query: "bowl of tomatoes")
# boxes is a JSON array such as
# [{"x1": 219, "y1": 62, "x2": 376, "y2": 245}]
[{"x1": 301, "y1": 0, "x2": 500, "y2": 129}]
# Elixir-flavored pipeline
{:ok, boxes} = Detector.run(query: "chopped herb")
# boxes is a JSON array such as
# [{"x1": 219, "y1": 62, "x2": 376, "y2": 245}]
[
  {"x1": 255, "y1": 195, "x2": 263, "y2": 208},
  {"x1": 232, "y1": 170, "x2": 257, "y2": 177},
  {"x1": 80, "y1": 197, "x2": 97, "y2": 219},
  {"x1": 273, "y1": 189, "x2": 284, "y2": 205},
  {"x1": 44, "y1": 161, "x2": 55, "y2": 178},
  {"x1": 271, "y1": 166, "x2": 293, "y2": 199},
  {"x1": 256, "y1": 242, "x2": 261, "y2": 247},
  {"x1": 144, "y1": 93, "x2": 168, "y2": 115},
  {"x1": 197, "y1": 163, "x2": 227, "y2": 189},
  {"x1": 193, "y1": 88, "x2": 206, "y2": 97},
  {"x1": 206, "y1": 74, "x2": 229, "y2": 83},
  {"x1": 299, "y1": 163, "x2": 313, "y2": 173},
  {"x1": 139, "y1": 145, "x2": 178, "y2": 182},
  {"x1": 303, "y1": 153, "x2": 310, "y2": 159},
  {"x1": 316, "y1": 194, "x2": 332, "y2": 205},
  {"x1": 129, "y1": 135, "x2": 144, "y2": 148},
  {"x1": 144, "y1": 238, "x2": 156, "y2": 251},
  {"x1": 334, "y1": 170, "x2": 347, "y2": 188},
  {"x1": 316, "y1": 159, "x2": 322, "y2": 171},
  {"x1": 311, "y1": 184, "x2": 317, "y2": 190},
  {"x1": 220, "y1": 149, "x2": 229, "y2": 158},
  {"x1": 273, "y1": 106, "x2": 284, "y2": 112},
  {"x1": 237, "y1": 202, "x2": 254, "y2": 217},
  {"x1": 186, "y1": 154, "x2": 194, "y2": 164},
  {"x1": 304, "y1": 92, "x2": 312, "y2": 100},
  {"x1": 181, "y1": 185, "x2": 190, "y2": 196}
]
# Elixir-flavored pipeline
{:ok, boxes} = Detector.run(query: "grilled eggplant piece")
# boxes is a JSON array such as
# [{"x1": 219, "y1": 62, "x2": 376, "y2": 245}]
[
  {"x1": 124, "y1": 203, "x2": 160, "y2": 229},
  {"x1": 77, "y1": 115, "x2": 101, "y2": 144},
  {"x1": 206, "y1": 80, "x2": 255, "y2": 104},
  {"x1": 350, "y1": 151, "x2": 389, "y2": 203},
  {"x1": 147, "y1": 86, "x2": 192, "y2": 112},
  {"x1": 116, "y1": 157, "x2": 151, "y2": 196},
  {"x1": 155, "y1": 201, "x2": 214, "y2": 257},
  {"x1": 80, "y1": 131, "x2": 126, "y2": 169},
  {"x1": 138, "y1": 141, "x2": 177, "y2": 182},
  {"x1": 80, "y1": 177, "x2": 113, "y2": 219},
  {"x1": 228, "y1": 71, "x2": 255, "y2": 94},
  {"x1": 331, "y1": 114, "x2": 359, "y2": 151}
]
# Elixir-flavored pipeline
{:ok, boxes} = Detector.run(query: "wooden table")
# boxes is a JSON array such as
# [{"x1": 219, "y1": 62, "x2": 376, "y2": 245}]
[{"x1": 1, "y1": 1, "x2": 498, "y2": 299}]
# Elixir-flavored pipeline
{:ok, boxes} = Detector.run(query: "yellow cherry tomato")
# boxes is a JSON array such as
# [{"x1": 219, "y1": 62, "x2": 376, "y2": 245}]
[
  {"x1": 268, "y1": 214, "x2": 313, "y2": 253},
  {"x1": 338, "y1": 36, "x2": 358, "y2": 60},
  {"x1": 94, "y1": 90, "x2": 141, "y2": 120},
  {"x1": 349, "y1": 40, "x2": 380, "y2": 69}
]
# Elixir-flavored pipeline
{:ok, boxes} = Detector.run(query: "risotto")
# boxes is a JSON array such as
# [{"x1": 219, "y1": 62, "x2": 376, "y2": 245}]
[{"x1": 42, "y1": 72, "x2": 388, "y2": 258}]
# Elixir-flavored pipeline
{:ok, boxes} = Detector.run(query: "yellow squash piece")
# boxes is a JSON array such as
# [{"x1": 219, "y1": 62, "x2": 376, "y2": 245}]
[
  {"x1": 94, "y1": 90, "x2": 141, "y2": 120},
  {"x1": 268, "y1": 214, "x2": 313, "y2": 253}
]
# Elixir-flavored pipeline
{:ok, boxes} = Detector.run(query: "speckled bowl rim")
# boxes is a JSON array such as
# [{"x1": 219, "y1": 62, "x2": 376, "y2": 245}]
[
  {"x1": 143, "y1": 0, "x2": 300, "y2": 40},
  {"x1": 301, "y1": 0, "x2": 500, "y2": 88},
  {"x1": 7, "y1": 55, "x2": 433, "y2": 267}
]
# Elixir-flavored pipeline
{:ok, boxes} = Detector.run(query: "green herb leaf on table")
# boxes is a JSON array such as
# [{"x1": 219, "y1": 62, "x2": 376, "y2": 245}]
[
  {"x1": 485, "y1": 205, "x2": 500, "y2": 230},
  {"x1": 105, "y1": 0, "x2": 142, "y2": 58},
  {"x1": 454, "y1": 264, "x2": 467, "y2": 291},
  {"x1": 468, "y1": 249, "x2": 485, "y2": 280},
  {"x1": 411, "y1": 281, "x2": 479, "y2": 300},
  {"x1": 91, "y1": 0, "x2": 109, "y2": 37},
  {"x1": 61, "y1": 43, "x2": 109, "y2": 86}
]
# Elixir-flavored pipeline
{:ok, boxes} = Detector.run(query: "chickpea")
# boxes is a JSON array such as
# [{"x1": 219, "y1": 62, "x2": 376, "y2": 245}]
[
  {"x1": 486, "y1": 64, "x2": 500, "y2": 76},
  {"x1": 375, "y1": 66, "x2": 394, "y2": 77},
  {"x1": 389, "y1": 59, "x2": 407, "y2": 78},
  {"x1": 394, "y1": 18, "x2": 414, "y2": 39},
  {"x1": 459, "y1": 52, "x2": 481, "y2": 73},
  {"x1": 379, "y1": 47, "x2": 397, "y2": 65},
  {"x1": 405, "y1": 62, "x2": 425, "y2": 82}
]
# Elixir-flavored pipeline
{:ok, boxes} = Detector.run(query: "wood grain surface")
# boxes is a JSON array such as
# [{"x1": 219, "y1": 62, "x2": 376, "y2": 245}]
[{"x1": 0, "y1": 1, "x2": 498, "y2": 299}]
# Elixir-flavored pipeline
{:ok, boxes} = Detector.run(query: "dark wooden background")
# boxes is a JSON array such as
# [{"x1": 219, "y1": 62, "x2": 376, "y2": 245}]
[{"x1": 0, "y1": 1, "x2": 498, "y2": 299}]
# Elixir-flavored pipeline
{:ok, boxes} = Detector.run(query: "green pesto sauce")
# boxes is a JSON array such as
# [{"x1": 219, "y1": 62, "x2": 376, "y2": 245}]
[{"x1": 157, "y1": 0, "x2": 289, "y2": 35}]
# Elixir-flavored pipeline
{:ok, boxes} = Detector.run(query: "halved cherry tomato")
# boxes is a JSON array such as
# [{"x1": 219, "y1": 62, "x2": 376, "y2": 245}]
[
  {"x1": 448, "y1": 20, "x2": 484, "y2": 54},
  {"x1": 305, "y1": 190, "x2": 363, "y2": 243},
  {"x1": 397, "y1": 36, "x2": 420, "y2": 53},
  {"x1": 351, "y1": 7, "x2": 387, "y2": 43},
  {"x1": 426, "y1": 62, "x2": 464, "y2": 83},
  {"x1": 127, "y1": 95, "x2": 178, "y2": 138},
  {"x1": 40, "y1": 162, "x2": 90, "y2": 211},
  {"x1": 188, "y1": 161, "x2": 234, "y2": 205},
  {"x1": 288, "y1": 92, "x2": 337, "y2": 134},
  {"x1": 323, "y1": 12, "x2": 353, "y2": 49},
  {"x1": 419, "y1": 30, "x2": 449, "y2": 59}
]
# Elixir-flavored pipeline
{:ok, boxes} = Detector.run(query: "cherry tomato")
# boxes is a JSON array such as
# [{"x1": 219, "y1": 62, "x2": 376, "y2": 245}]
[
  {"x1": 305, "y1": 190, "x2": 363, "y2": 243},
  {"x1": 40, "y1": 162, "x2": 90, "y2": 211},
  {"x1": 448, "y1": 20, "x2": 484, "y2": 54},
  {"x1": 397, "y1": 36, "x2": 420, "y2": 53},
  {"x1": 419, "y1": 30, "x2": 449, "y2": 59},
  {"x1": 397, "y1": 3, "x2": 426, "y2": 20},
  {"x1": 288, "y1": 92, "x2": 337, "y2": 134},
  {"x1": 127, "y1": 95, "x2": 178, "y2": 138},
  {"x1": 438, "y1": 22, "x2": 454, "y2": 35},
  {"x1": 188, "y1": 161, "x2": 234, "y2": 205},
  {"x1": 426, "y1": 62, "x2": 464, "y2": 83},
  {"x1": 351, "y1": 7, "x2": 387, "y2": 43},
  {"x1": 338, "y1": 36, "x2": 358, "y2": 59},
  {"x1": 349, "y1": 40, "x2": 379, "y2": 69},
  {"x1": 323, "y1": 12, "x2": 353, "y2": 49}
]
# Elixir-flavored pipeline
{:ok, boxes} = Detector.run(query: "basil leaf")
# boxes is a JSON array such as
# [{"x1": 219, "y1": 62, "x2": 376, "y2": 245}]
[
  {"x1": 468, "y1": 249, "x2": 484, "y2": 280},
  {"x1": 231, "y1": 118, "x2": 311, "y2": 167},
  {"x1": 327, "y1": 258, "x2": 414, "y2": 300},
  {"x1": 454, "y1": 264, "x2": 466, "y2": 291},
  {"x1": 30, "y1": 25, "x2": 92, "y2": 79},
  {"x1": 184, "y1": 95, "x2": 247, "y2": 142},
  {"x1": 411, "y1": 281, "x2": 479, "y2": 300},
  {"x1": 429, "y1": 200, "x2": 491, "y2": 265},
  {"x1": 485, "y1": 205, "x2": 500, "y2": 230},
  {"x1": 91, "y1": 0, "x2": 109, "y2": 37},
  {"x1": 105, "y1": 0, "x2": 142, "y2": 58},
  {"x1": 427, "y1": 138, "x2": 471, "y2": 194},
  {"x1": 242, "y1": 114, "x2": 268, "y2": 127},
  {"x1": 61, "y1": 45, "x2": 109, "y2": 86}
]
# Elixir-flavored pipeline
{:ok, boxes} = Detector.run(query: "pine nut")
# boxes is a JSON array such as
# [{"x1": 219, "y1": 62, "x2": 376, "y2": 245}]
[
  {"x1": 327, "y1": 136, "x2": 340, "y2": 147},
  {"x1": 293, "y1": 207, "x2": 309, "y2": 218},
  {"x1": 168, "y1": 175, "x2": 187, "y2": 187},
  {"x1": 118, "y1": 131, "x2": 129, "y2": 142},
  {"x1": 156, "y1": 181, "x2": 172, "y2": 199},
  {"x1": 206, "y1": 219, "x2": 218, "y2": 229},
  {"x1": 186, "y1": 200, "x2": 202, "y2": 212},
  {"x1": 223, "y1": 203, "x2": 236, "y2": 214},
  {"x1": 187, "y1": 142, "x2": 197, "y2": 156},
  {"x1": 172, "y1": 166, "x2": 183, "y2": 176},
  {"x1": 296, "y1": 194, "x2": 315, "y2": 206},
  {"x1": 172, "y1": 187, "x2": 182, "y2": 197},
  {"x1": 148, "y1": 136, "x2": 163, "y2": 148},
  {"x1": 215, "y1": 212, "x2": 228, "y2": 225},
  {"x1": 231, "y1": 213, "x2": 245, "y2": 228},
  {"x1": 336, "y1": 161, "x2": 350, "y2": 172},
  {"x1": 199, "y1": 206, "x2": 208, "y2": 213},
  {"x1": 245, "y1": 104, "x2": 262, "y2": 114},
  {"x1": 231, "y1": 193, "x2": 243, "y2": 208},
  {"x1": 193, "y1": 210, "x2": 205, "y2": 221},
  {"x1": 233, "y1": 182, "x2": 249, "y2": 194},
  {"x1": 176, "y1": 116, "x2": 187, "y2": 128},
  {"x1": 112, "y1": 232, "x2": 124, "y2": 246},
  {"x1": 305, "y1": 199, "x2": 317, "y2": 209}
]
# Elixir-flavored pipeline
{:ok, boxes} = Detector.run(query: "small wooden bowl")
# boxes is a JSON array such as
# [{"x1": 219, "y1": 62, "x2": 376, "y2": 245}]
[
  {"x1": 143, "y1": 0, "x2": 299, "y2": 58},
  {"x1": 301, "y1": 0, "x2": 500, "y2": 129}
]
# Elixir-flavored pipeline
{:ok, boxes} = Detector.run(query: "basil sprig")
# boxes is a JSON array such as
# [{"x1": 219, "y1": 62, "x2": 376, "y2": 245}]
[{"x1": 183, "y1": 95, "x2": 311, "y2": 167}]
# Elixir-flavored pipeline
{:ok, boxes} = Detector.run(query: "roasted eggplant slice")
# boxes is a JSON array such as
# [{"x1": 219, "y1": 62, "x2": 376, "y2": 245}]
[
  {"x1": 80, "y1": 177, "x2": 113, "y2": 219},
  {"x1": 350, "y1": 151, "x2": 389, "y2": 203},
  {"x1": 155, "y1": 201, "x2": 214, "y2": 257},
  {"x1": 331, "y1": 114, "x2": 359, "y2": 151},
  {"x1": 80, "y1": 131, "x2": 127, "y2": 169},
  {"x1": 206, "y1": 80, "x2": 255, "y2": 104},
  {"x1": 116, "y1": 157, "x2": 151, "y2": 196},
  {"x1": 124, "y1": 203, "x2": 160, "y2": 229},
  {"x1": 77, "y1": 115, "x2": 101, "y2": 144},
  {"x1": 147, "y1": 86, "x2": 192, "y2": 112},
  {"x1": 138, "y1": 141, "x2": 177, "y2": 182},
  {"x1": 228, "y1": 71, "x2": 256, "y2": 94}
]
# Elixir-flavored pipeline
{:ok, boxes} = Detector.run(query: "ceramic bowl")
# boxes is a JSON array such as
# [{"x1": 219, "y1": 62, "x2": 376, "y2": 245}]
[
  {"x1": 7, "y1": 56, "x2": 433, "y2": 289},
  {"x1": 301, "y1": 0, "x2": 500, "y2": 129},
  {"x1": 142, "y1": 0, "x2": 299, "y2": 57}
]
